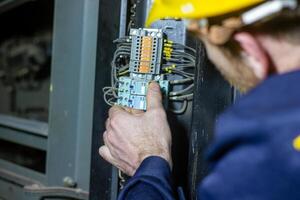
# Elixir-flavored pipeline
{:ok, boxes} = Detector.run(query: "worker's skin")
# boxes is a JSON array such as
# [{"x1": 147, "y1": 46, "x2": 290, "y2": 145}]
[{"x1": 99, "y1": 25, "x2": 300, "y2": 197}]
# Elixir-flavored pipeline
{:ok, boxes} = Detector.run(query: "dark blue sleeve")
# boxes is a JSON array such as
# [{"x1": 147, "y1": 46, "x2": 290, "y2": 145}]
[{"x1": 117, "y1": 156, "x2": 176, "y2": 200}]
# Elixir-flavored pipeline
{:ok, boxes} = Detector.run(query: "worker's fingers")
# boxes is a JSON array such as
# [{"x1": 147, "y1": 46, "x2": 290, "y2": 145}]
[
  {"x1": 105, "y1": 118, "x2": 112, "y2": 131},
  {"x1": 108, "y1": 105, "x2": 126, "y2": 118},
  {"x1": 99, "y1": 145, "x2": 112, "y2": 160},
  {"x1": 103, "y1": 131, "x2": 109, "y2": 145},
  {"x1": 103, "y1": 131, "x2": 115, "y2": 150},
  {"x1": 123, "y1": 107, "x2": 145, "y2": 115},
  {"x1": 146, "y1": 82, "x2": 163, "y2": 110},
  {"x1": 99, "y1": 145, "x2": 134, "y2": 176},
  {"x1": 99, "y1": 145, "x2": 118, "y2": 166}
]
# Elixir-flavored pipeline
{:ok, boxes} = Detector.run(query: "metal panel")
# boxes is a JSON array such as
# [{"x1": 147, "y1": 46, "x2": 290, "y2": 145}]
[
  {"x1": 89, "y1": 0, "x2": 122, "y2": 199},
  {"x1": 0, "y1": 159, "x2": 46, "y2": 183},
  {"x1": 0, "y1": 115, "x2": 47, "y2": 150},
  {"x1": 0, "y1": 179, "x2": 25, "y2": 200},
  {"x1": 0, "y1": 115, "x2": 48, "y2": 137},
  {"x1": 0, "y1": 167, "x2": 41, "y2": 186},
  {"x1": 187, "y1": 44, "x2": 233, "y2": 199},
  {"x1": 0, "y1": 127, "x2": 47, "y2": 151},
  {"x1": 47, "y1": 0, "x2": 99, "y2": 191}
]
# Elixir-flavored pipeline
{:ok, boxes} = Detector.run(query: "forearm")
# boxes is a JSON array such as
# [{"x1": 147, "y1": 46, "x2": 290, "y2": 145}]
[{"x1": 118, "y1": 156, "x2": 176, "y2": 200}]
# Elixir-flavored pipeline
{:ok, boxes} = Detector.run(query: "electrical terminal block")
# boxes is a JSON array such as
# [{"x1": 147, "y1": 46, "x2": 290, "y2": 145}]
[
  {"x1": 104, "y1": 27, "x2": 196, "y2": 113},
  {"x1": 117, "y1": 76, "x2": 169, "y2": 110},
  {"x1": 114, "y1": 28, "x2": 169, "y2": 110},
  {"x1": 129, "y1": 28, "x2": 164, "y2": 76}
]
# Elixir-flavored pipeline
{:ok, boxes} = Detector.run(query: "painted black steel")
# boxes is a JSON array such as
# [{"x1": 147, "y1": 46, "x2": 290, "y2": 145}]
[
  {"x1": 89, "y1": 0, "x2": 121, "y2": 199},
  {"x1": 187, "y1": 44, "x2": 233, "y2": 199}
]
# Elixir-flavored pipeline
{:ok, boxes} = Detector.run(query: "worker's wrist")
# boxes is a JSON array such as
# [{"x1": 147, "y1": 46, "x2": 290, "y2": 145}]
[
  {"x1": 139, "y1": 152, "x2": 173, "y2": 171},
  {"x1": 134, "y1": 155, "x2": 173, "y2": 179}
]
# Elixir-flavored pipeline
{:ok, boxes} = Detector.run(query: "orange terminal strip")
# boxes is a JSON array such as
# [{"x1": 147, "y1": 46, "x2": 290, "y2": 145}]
[{"x1": 139, "y1": 36, "x2": 153, "y2": 73}]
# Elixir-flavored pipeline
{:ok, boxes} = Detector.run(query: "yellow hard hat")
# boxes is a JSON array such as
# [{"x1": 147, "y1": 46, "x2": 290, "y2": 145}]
[{"x1": 146, "y1": 0, "x2": 264, "y2": 27}]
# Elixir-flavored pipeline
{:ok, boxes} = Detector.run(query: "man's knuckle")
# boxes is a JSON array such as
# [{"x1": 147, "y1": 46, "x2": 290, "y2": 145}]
[
  {"x1": 103, "y1": 131, "x2": 107, "y2": 139},
  {"x1": 108, "y1": 107, "x2": 117, "y2": 117},
  {"x1": 105, "y1": 118, "x2": 110, "y2": 128},
  {"x1": 107, "y1": 132, "x2": 114, "y2": 143},
  {"x1": 102, "y1": 136, "x2": 106, "y2": 143},
  {"x1": 110, "y1": 116, "x2": 120, "y2": 127}
]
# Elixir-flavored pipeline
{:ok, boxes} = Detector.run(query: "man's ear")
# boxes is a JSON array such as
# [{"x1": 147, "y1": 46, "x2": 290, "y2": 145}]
[{"x1": 234, "y1": 32, "x2": 269, "y2": 79}]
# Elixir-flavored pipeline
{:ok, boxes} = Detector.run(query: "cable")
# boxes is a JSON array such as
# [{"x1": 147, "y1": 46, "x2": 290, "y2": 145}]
[
  {"x1": 169, "y1": 84, "x2": 194, "y2": 96},
  {"x1": 170, "y1": 78, "x2": 194, "y2": 85},
  {"x1": 172, "y1": 43, "x2": 196, "y2": 54},
  {"x1": 103, "y1": 86, "x2": 118, "y2": 106},
  {"x1": 169, "y1": 94, "x2": 194, "y2": 101},
  {"x1": 104, "y1": 34, "x2": 197, "y2": 114},
  {"x1": 113, "y1": 37, "x2": 131, "y2": 44},
  {"x1": 170, "y1": 100, "x2": 188, "y2": 114},
  {"x1": 118, "y1": 70, "x2": 129, "y2": 76},
  {"x1": 171, "y1": 69, "x2": 194, "y2": 78}
]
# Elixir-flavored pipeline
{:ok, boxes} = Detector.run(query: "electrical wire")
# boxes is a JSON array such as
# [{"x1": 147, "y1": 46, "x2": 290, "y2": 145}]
[
  {"x1": 170, "y1": 77, "x2": 194, "y2": 85},
  {"x1": 169, "y1": 100, "x2": 188, "y2": 114},
  {"x1": 172, "y1": 43, "x2": 196, "y2": 54},
  {"x1": 104, "y1": 37, "x2": 197, "y2": 114},
  {"x1": 169, "y1": 84, "x2": 194, "y2": 96},
  {"x1": 169, "y1": 94, "x2": 194, "y2": 101}
]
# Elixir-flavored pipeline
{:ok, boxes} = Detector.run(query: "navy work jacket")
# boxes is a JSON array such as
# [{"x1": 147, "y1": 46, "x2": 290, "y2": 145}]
[{"x1": 118, "y1": 70, "x2": 300, "y2": 200}]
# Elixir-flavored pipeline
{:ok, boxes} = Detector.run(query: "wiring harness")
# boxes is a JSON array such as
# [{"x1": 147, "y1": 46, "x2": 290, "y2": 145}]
[{"x1": 103, "y1": 28, "x2": 196, "y2": 114}]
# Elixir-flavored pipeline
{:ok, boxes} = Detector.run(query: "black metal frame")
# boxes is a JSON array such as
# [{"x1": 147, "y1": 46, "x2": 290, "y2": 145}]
[
  {"x1": 89, "y1": 0, "x2": 122, "y2": 199},
  {"x1": 187, "y1": 43, "x2": 233, "y2": 199}
]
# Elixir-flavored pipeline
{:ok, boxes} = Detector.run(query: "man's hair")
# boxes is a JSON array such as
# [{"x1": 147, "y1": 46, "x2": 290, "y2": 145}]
[
  {"x1": 214, "y1": 6, "x2": 300, "y2": 91},
  {"x1": 246, "y1": 6, "x2": 300, "y2": 44},
  {"x1": 197, "y1": 3, "x2": 300, "y2": 92}
]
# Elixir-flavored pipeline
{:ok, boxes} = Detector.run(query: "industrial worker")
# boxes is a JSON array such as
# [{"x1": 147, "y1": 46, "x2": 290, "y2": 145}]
[{"x1": 99, "y1": 0, "x2": 300, "y2": 199}]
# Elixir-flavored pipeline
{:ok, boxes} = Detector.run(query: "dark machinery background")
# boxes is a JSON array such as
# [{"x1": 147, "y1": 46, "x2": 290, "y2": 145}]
[{"x1": 0, "y1": 0, "x2": 52, "y2": 122}]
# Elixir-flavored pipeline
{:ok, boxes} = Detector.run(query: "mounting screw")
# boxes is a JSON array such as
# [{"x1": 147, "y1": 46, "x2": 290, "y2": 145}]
[
  {"x1": 132, "y1": 30, "x2": 137, "y2": 35},
  {"x1": 63, "y1": 177, "x2": 76, "y2": 188}
]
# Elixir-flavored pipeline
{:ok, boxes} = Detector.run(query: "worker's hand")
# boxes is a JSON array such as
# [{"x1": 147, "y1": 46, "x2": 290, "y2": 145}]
[{"x1": 99, "y1": 82, "x2": 172, "y2": 176}]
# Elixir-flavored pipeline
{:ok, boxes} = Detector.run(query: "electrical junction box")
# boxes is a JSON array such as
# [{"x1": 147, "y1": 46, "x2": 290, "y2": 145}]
[{"x1": 116, "y1": 28, "x2": 169, "y2": 110}]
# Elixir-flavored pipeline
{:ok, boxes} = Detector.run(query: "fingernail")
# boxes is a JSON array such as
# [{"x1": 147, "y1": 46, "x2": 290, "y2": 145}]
[{"x1": 149, "y1": 82, "x2": 160, "y2": 91}]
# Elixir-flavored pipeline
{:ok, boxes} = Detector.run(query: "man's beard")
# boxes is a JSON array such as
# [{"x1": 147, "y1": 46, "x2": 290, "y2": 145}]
[{"x1": 204, "y1": 41, "x2": 261, "y2": 92}]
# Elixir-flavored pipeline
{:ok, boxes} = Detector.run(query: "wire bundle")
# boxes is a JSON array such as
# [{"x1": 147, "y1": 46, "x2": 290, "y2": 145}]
[
  {"x1": 162, "y1": 40, "x2": 196, "y2": 114},
  {"x1": 103, "y1": 37, "x2": 132, "y2": 106},
  {"x1": 103, "y1": 37, "x2": 196, "y2": 114}
]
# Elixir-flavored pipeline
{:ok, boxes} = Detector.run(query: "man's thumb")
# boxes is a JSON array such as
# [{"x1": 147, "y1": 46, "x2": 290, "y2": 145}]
[{"x1": 147, "y1": 82, "x2": 163, "y2": 110}]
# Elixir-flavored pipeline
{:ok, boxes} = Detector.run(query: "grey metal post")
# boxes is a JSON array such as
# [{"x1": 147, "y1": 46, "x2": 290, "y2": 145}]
[{"x1": 47, "y1": 0, "x2": 99, "y2": 191}]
